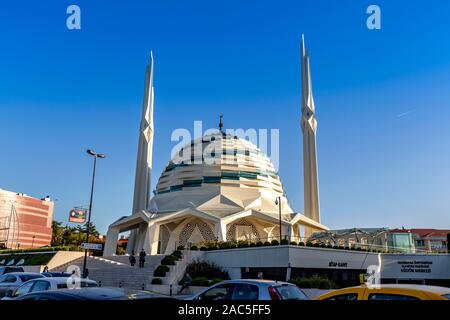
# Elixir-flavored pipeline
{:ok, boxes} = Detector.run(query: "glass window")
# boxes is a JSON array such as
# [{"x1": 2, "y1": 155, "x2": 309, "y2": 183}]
[
  {"x1": 19, "y1": 274, "x2": 43, "y2": 282},
  {"x1": 199, "y1": 284, "x2": 231, "y2": 301},
  {"x1": 442, "y1": 294, "x2": 450, "y2": 300},
  {"x1": 368, "y1": 293, "x2": 419, "y2": 300},
  {"x1": 230, "y1": 284, "x2": 259, "y2": 300},
  {"x1": 14, "y1": 281, "x2": 35, "y2": 297},
  {"x1": 325, "y1": 293, "x2": 358, "y2": 301},
  {"x1": 31, "y1": 280, "x2": 50, "y2": 292},
  {"x1": 274, "y1": 285, "x2": 308, "y2": 300},
  {"x1": 2, "y1": 275, "x2": 17, "y2": 283}
]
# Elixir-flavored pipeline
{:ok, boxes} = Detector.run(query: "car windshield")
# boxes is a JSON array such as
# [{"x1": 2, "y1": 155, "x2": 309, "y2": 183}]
[
  {"x1": 275, "y1": 285, "x2": 308, "y2": 300},
  {"x1": 19, "y1": 274, "x2": 43, "y2": 282}
]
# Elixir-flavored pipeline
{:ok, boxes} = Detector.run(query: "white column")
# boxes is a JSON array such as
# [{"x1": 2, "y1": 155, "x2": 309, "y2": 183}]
[
  {"x1": 103, "y1": 227, "x2": 119, "y2": 256},
  {"x1": 146, "y1": 223, "x2": 160, "y2": 255},
  {"x1": 214, "y1": 220, "x2": 227, "y2": 241}
]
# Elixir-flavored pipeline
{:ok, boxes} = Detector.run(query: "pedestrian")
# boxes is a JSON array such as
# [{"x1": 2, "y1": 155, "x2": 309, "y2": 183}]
[
  {"x1": 129, "y1": 250, "x2": 136, "y2": 266},
  {"x1": 139, "y1": 248, "x2": 146, "y2": 268},
  {"x1": 257, "y1": 271, "x2": 264, "y2": 280},
  {"x1": 178, "y1": 273, "x2": 192, "y2": 294},
  {"x1": 43, "y1": 265, "x2": 49, "y2": 273},
  {"x1": 242, "y1": 267, "x2": 250, "y2": 279}
]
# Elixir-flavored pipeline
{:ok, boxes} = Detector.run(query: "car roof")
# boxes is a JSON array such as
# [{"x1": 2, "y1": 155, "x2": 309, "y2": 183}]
[
  {"x1": 217, "y1": 279, "x2": 292, "y2": 286},
  {"x1": 3, "y1": 272, "x2": 42, "y2": 276},
  {"x1": 32, "y1": 277, "x2": 96, "y2": 284},
  {"x1": 27, "y1": 287, "x2": 170, "y2": 300},
  {"x1": 364, "y1": 284, "x2": 450, "y2": 294}
]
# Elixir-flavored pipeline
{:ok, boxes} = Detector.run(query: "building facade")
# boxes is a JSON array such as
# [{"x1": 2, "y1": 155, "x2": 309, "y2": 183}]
[{"x1": 0, "y1": 188, "x2": 54, "y2": 249}]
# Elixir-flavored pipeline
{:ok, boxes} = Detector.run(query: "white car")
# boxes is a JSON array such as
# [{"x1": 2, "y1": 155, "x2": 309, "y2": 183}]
[
  {"x1": 2, "y1": 277, "x2": 98, "y2": 300},
  {"x1": 187, "y1": 279, "x2": 309, "y2": 301}
]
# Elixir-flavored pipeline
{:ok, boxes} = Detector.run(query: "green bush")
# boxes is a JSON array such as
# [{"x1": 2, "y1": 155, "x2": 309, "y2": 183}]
[
  {"x1": 151, "y1": 278, "x2": 162, "y2": 285},
  {"x1": 210, "y1": 278, "x2": 224, "y2": 285},
  {"x1": 249, "y1": 243, "x2": 256, "y2": 247},
  {"x1": 237, "y1": 241, "x2": 249, "y2": 248},
  {"x1": 313, "y1": 243, "x2": 320, "y2": 248},
  {"x1": 161, "y1": 255, "x2": 176, "y2": 265},
  {"x1": 290, "y1": 276, "x2": 337, "y2": 289},
  {"x1": 171, "y1": 250, "x2": 182, "y2": 260},
  {"x1": 263, "y1": 241, "x2": 271, "y2": 246},
  {"x1": 0, "y1": 246, "x2": 72, "y2": 255},
  {"x1": 177, "y1": 245, "x2": 184, "y2": 250},
  {"x1": 299, "y1": 242, "x2": 305, "y2": 246},
  {"x1": 290, "y1": 241, "x2": 297, "y2": 246},
  {"x1": 155, "y1": 265, "x2": 170, "y2": 273},
  {"x1": 153, "y1": 268, "x2": 167, "y2": 277},
  {"x1": 186, "y1": 259, "x2": 230, "y2": 280},
  {"x1": 320, "y1": 243, "x2": 326, "y2": 248},
  {"x1": 255, "y1": 241, "x2": 263, "y2": 247},
  {"x1": 280, "y1": 239, "x2": 289, "y2": 245},
  {"x1": 306, "y1": 242, "x2": 312, "y2": 247},
  {"x1": 200, "y1": 246, "x2": 207, "y2": 251},
  {"x1": 191, "y1": 277, "x2": 210, "y2": 287},
  {"x1": 190, "y1": 245, "x2": 198, "y2": 250},
  {"x1": 271, "y1": 239, "x2": 279, "y2": 246}
]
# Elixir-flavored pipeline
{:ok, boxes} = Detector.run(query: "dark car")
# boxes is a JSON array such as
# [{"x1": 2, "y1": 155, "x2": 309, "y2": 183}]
[
  {"x1": 15, "y1": 287, "x2": 178, "y2": 300},
  {"x1": 41, "y1": 272, "x2": 71, "y2": 278},
  {"x1": 0, "y1": 267, "x2": 24, "y2": 275}
]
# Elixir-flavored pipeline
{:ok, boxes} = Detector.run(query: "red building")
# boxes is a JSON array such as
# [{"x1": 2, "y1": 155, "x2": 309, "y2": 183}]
[{"x1": 0, "y1": 188, "x2": 54, "y2": 249}]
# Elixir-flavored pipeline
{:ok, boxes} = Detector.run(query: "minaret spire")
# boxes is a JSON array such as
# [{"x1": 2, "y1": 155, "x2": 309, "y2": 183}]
[
  {"x1": 132, "y1": 51, "x2": 155, "y2": 215},
  {"x1": 300, "y1": 35, "x2": 320, "y2": 223},
  {"x1": 219, "y1": 114, "x2": 224, "y2": 133}
]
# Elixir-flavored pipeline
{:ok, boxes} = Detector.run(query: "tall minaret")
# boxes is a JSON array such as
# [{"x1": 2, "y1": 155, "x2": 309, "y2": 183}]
[
  {"x1": 301, "y1": 35, "x2": 320, "y2": 223},
  {"x1": 132, "y1": 51, "x2": 155, "y2": 215},
  {"x1": 128, "y1": 52, "x2": 155, "y2": 253}
]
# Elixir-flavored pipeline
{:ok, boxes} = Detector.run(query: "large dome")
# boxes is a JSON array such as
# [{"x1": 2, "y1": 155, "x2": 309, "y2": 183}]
[{"x1": 149, "y1": 132, "x2": 294, "y2": 217}]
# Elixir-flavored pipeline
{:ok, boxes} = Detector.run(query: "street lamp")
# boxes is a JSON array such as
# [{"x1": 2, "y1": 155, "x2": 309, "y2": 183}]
[
  {"x1": 31, "y1": 235, "x2": 35, "y2": 249},
  {"x1": 82, "y1": 149, "x2": 106, "y2": 278},
  {"x1": 275, "y1": 196, "x2": 282, "y2": 244}
]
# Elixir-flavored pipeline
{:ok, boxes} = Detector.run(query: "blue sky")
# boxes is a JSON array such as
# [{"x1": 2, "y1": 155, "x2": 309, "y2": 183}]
[{"x1": 1, "y1": 0, "x2": 450, "y2": 233}]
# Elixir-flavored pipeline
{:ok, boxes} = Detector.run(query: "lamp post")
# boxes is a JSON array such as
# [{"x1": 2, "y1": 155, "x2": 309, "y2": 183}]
[
  {"x1": 275, "y1": 196, "x2": 282, "y2": 243},
  {"x1": 82, "y1": 149, "x2": 105, "y2": 278},
  {"x1": 31, "y1": 235, "x2": 35, "y2": 248}
]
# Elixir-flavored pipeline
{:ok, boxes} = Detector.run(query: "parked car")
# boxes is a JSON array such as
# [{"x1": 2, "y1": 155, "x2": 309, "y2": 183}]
[
  {"x1": 14, "y1": 287, "x2": 178, "y2": 300},
  {"x1": 0, "y1": 266, "x2": 24, "y2": 275},
  {"x1": 0, "y1": 272, "x2": 44, "y2": 297},
  {"x1": 41, "y1": 272, "x2": 71, "y2": 278},
  {"x1": 187, "y1": 279, "x2": 309, "y2": 301},
  {"x1": 2, "y1": 277, "x2": 98, "y2": 300},
  {"x1": 314, "y1": 284, "x2": 450, "y2": 300}
]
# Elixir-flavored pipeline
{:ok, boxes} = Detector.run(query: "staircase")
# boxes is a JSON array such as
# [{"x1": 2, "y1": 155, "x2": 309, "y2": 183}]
[{"x1": 52, "y1": 255, "x2": 164, "y2": 290}]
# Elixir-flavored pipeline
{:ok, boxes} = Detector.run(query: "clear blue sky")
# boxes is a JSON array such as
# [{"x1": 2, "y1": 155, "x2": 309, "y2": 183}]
[{"x1": 1, "y1": 0, "x2": 449, "y2": 234}]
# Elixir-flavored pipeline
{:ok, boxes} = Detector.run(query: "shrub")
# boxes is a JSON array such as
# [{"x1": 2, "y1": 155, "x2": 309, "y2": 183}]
[
  {"x1": 190, "y1": 245, "x2": 198, "y2": 250},
  {"x1": 356, "y1": 247, "x2": 362, "y2": 251},
  {"x1": 185, "y1": 259, "x2": 230, "y2": 280},
  {"x1": 263, "y1": 241, "x2": 271, "y2": 246},
  {"x1": 155, "y1": 265, "x2": 170, "y2": 273},
  {"x1": 151, "y1": 278, "x2": 162, "y2": 285},
  {"x1": 332, "y1": 245, "x2": 339, "y2": 249},
  {"x1": 153, "y1": 267, "x2": 167, "y2": 277},
  {"x1": 255, "y1": 241, "x2": 263, "y2": 247},
  {"x1": 326, "y1": 245, "x2": 333, "y2": 249},
  {"x1": 271, "y1": 239, "x2": 279, "y2": 246},
  {"x1": 290, "y1": 276, "x2": 338, "y2": 289},
  {"x1": 344, "y1": 246, "x2": 350, "y2": 250},
  {"x1": 306, "y1": 242, "x2": 312, "y2": 247},
  {"x1": 237, "y1": 241, "x2": 249, "y2": 248},
  {"x1": 200, "y1": 246, "x2": 207, "y2": 251},
  {"x1": 299, "y1": 242, "x2": 305, "y2": 246},
  {"x1": 210, "y1": 278, "x2": 224, "y2": 285},
  {"x1": 280, "y1": 239, "x2": 289, "y2": 245},
  {"x1": 161, "y1": 256, "x2": 176, "y2": 265},
  {"x1": 172, "y1": 250, "x2": 182, "y2": 259},
  {"x1": 191, "y1": 277, "x2": 210, "y2": 287},
  {"x1": 320, "y1": 243, "x2": 326, "y2": 248},
  {"x1": 177, "y1": 245, "x2": 184, "y2": 250},
  {"x1": 290, "y1": 241, "x2": 297, "y2": 246}
]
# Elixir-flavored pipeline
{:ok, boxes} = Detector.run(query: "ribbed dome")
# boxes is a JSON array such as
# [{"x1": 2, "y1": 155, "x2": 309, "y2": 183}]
[{"x1": 155, "y1": 133, "x2": 283, "y2": 196}]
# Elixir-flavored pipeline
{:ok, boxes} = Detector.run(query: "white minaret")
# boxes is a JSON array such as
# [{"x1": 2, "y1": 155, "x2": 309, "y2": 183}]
[
  {"x1": 301, "y1": 35, "x2": 320, "y2": 223},
  {"x1": 128, "y1": 52, "x2": 155, "y2": 253},
  {"x1": 132, "y1": 51, "x2": 154, "y2": 214}
]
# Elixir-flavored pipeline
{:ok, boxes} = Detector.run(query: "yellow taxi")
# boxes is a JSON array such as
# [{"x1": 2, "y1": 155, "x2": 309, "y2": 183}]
[{"x1": 314, "y1": 284, "x2": 450, "y2": 300}]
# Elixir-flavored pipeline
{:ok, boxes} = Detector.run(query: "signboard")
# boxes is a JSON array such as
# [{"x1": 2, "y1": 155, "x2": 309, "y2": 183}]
[
  {"x1": 69, "y1": 208, "x2": 87, "y2": 223},
  {"x1": 81, "y1": 242, "x2": 103, "y2": 251}
]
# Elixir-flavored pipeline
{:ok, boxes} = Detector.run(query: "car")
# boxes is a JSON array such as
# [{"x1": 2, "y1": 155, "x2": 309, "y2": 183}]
[
  {"x1": 0, "y1": 272, "x2": 44, "y2": 297},
  {"x1": 187, "y1": 279, "x2": 309, "y2": 301},
  {"x1": 41, "y1": 272, "x2": 71, "y2": 278},
  {"x1": 2, "y1": 276, "x2": 98, "y2": 300},
  {"x1": 314, "y1": 284, "x2": 450, "y2": 301},
  {"x1": 13, "y1": 287, "x2": 178, "y2": 300},
  {"x1": 0, "y1": 266, "x2": 24, "y2": 275}
]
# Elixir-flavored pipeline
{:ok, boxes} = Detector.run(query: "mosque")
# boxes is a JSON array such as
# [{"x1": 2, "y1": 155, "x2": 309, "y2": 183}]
[{"x1": 103, "y1": 36, "x2": 328, "y2": 256}]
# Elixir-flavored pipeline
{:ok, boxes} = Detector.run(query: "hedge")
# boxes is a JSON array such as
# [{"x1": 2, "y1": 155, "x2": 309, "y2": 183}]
[{"x1": 151, "y1": 278, "x2": 162, "y2": 285}]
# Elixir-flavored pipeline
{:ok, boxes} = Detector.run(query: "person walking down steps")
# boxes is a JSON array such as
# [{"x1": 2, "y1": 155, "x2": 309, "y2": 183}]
[
  {"x1": 129, "y1": 250, "x2": 136, "y2": 267},
  {"x1": 139, "y1": 249, "x2": 146, "y2": 268}
]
